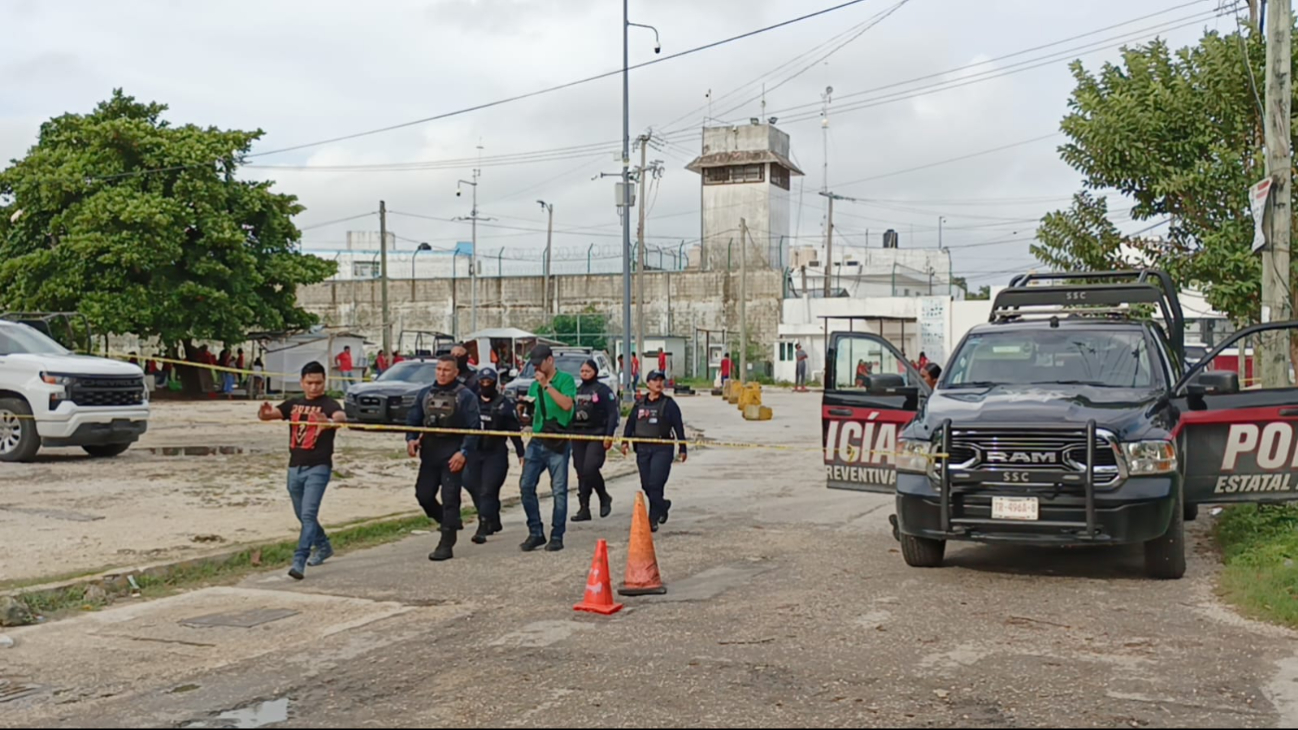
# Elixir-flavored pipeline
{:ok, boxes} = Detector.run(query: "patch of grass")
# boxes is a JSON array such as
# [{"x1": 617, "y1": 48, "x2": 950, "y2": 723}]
[
  {"x1": 1215, "y1": 504, "x2": 1298, "y2": 628},
  {"x1": 12, "y1": 511, "x2": 462, "y2": 620}
]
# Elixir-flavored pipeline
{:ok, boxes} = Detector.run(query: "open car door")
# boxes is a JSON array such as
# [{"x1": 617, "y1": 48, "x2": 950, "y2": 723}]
[
  {"x1": 823, "y1": 331, "x2": 930, "y2": 493},
  {"x1": 1173, "y1": 322, "x2": 1298, "y2": 505}
]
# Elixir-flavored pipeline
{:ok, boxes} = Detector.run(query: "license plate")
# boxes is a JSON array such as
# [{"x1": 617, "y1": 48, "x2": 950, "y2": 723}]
[{"x1": 992, "y1": 496, "x2": 1039, "y2": 521}]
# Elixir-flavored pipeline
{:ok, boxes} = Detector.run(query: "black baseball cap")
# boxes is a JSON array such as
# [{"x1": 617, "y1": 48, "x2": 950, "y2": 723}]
[
  {"x1": 647, "y1": 370, "x2": 667, "y2": 381},
  {"x1": 529, "y1": 344, "x2": 554, "y2": 366},
  {"x1": 477, "y1": 366, "x2": 498, "y2": 382}
]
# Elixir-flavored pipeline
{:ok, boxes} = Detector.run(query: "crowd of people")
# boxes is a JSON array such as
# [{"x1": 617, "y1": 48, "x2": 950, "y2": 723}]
[{"x1": 260, "y1": 343, "x2": 690, "y2": 578}]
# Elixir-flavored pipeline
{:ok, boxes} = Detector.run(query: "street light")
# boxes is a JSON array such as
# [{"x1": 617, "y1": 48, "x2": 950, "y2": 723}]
[
  {"x1": 411, "y1": 242, "x2": 433, "y2": 280},
  {"x1": 622, "y1": 1, "x2": 660, "y2": 399},
  {"x1": 454, "y1": 173, "x2": 487, "y2": 332},
  {"x1": 538, "y1": 200, "x2": 554, "y2": 322},
  {"x1": 938, "y1": 216, "x2": 947, "y2": 250}
]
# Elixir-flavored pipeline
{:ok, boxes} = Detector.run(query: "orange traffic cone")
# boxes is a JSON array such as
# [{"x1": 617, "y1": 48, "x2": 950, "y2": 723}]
[
  {"x1": 619, "y1": 492, "x2": 668, "y2": 596},
  {"x1": 574, "y1": 539, "x2": 624, "y2": 616}
]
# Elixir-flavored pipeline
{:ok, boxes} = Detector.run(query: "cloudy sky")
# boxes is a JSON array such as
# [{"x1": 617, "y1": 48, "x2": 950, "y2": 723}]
[{"x1": 0, "y1": 0, "x2": 1243, "y2": 286}]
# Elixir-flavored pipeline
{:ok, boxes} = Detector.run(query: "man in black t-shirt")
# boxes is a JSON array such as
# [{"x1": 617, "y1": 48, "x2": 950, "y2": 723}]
[{"x1": 259, "y1": 361, "x2": 347, "y2": 580}]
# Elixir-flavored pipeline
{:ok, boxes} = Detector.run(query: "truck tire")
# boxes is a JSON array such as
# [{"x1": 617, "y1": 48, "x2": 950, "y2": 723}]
[
  {"x1": 1145, "y1": 486, "x2": 1187, "y2": 580},
  {"x1": 83, "y1": 443, "x2": 131, "y2": 458},
  {"x1": 901, "y1": 534, "x2": 946, "y2": 568},
  {"x1": 1183, "y1": 503, "x2": 1199, "y2": 522},
  {"x1": 0, "y1": 397, "x2": 40, "y2": 463}
]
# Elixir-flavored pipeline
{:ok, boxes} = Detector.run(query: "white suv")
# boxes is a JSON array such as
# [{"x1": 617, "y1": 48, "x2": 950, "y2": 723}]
[{"x1": 0, "y1": 321, "x2": 150, "y2": 462}]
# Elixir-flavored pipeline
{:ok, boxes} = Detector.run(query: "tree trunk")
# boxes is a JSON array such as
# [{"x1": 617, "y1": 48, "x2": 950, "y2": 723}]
[{"x1": 179, "y1": 340, "x2": 209, "y2": 398}]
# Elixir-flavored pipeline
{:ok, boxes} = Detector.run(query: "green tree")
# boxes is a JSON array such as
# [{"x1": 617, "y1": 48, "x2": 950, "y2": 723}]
[
  {"x1": 535, "y1": 309, "x2": 609, "y2": 352},
  {"x1": 1032, "y1": 29, "x2": 1285, "y2": 328},
  {"x1": 0, "y1": 90, "x2": 335, "y2": 362},
  {"x1": 967, "y1": 284, "x2": 992, "y2": 301}
]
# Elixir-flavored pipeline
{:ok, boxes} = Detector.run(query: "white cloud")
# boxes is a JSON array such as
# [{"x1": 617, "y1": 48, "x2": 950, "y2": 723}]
[{"x1": 0, "y1": 0, "x2": 1229, "y2": 283}]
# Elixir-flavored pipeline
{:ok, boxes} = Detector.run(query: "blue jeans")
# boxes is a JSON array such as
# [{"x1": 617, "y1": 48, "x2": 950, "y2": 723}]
[
  {"x1": 519, "y1": 439, "x2": 570, "y2": 541},
  {"x1": 340, "y1": 370, "x2": 355, "y2": 393},
  {"x1": 287, "y1": 465, "x2": 332, "y2": 564},
  {"x1": 222, "y1": 372, "x2": 236, "y2": 394}
]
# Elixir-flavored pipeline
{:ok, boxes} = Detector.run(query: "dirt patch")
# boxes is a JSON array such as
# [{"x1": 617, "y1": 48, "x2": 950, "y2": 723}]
[{"x1": 1, "y1": 401, "x2": 636, "y2": 586}]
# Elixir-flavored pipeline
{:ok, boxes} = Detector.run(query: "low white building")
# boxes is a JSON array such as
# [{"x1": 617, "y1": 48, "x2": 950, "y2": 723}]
[
  {"x1": 775, "y1": 293, "x2": 994, "y2": 384},
  {"x1": 776, "y1": 279, "x2": 1237, "y2": 385}
]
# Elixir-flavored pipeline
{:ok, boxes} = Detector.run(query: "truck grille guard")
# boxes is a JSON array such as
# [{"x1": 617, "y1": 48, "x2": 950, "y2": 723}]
[{"x1": 937, "y1": 419, "x2": 1103, "y2": 540}]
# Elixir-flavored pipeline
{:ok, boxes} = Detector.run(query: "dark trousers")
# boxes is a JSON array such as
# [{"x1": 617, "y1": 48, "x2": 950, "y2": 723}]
[
  {"x1": 416, "y1": 442, "x2": 466, "y2": 533},
  {"x1": 465, "y1": 447, "x2": 510, "y2": 527},
  {"x1": 636, "y1": 447, "x2": 674, "y2": 523},
  {"x1": 572, "y1": 438, "x2": 610, "y2": 506}
]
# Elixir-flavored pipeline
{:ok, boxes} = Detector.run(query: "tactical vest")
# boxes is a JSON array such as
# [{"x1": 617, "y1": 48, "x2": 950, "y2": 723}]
[
  {"x1": 572, "y1": 383, "x2": 606, "y2": 430},
  {"x1": 478, "y1": 393, "x2": 509, "y2": 449},
  {"x1": 422, "y1": 384, "x2": 465, "y2": 431},
  {"x1": 632, "y1": 395, "x2": 672, "y2": 441}
]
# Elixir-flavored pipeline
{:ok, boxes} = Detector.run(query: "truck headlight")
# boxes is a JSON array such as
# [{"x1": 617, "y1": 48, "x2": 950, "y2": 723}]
[
  {"x1": 896, "y1": 439, "x2": 934, "y2": 475},
  {"x1": 1122, "y1": 440, "x2": 1176, "y2": 475},
  {"x1": 41, "y1": 372, "x2": 74, "y2": 386}
]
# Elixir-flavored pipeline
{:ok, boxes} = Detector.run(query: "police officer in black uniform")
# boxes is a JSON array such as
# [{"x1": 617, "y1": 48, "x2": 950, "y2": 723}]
[
  {"x1": 622, "y1": 370, "x2": 687, "y2": 532},
  {"x1": 571, "y1": 359, "x2": 620, "y2": 522},
  {"x1": 407, "y1": 355, "x2": 481, "y2": 562},
  {"x1": 466, "y1": 367, "x2": 525, "y2": 545}
]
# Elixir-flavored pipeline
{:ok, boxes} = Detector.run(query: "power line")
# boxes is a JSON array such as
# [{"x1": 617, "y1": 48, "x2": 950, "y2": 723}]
[
  {"x1": 298, "y1": 211, "x2": 377, "y2": 231},
  {"x1": 702, "y1": 0, "x2": 913, "y2": 128},
  {"x1": 759, "y1": 7, "x2": 1233, "y2": 127},
  {"x1": 747, "y1": 0, "x2": 1224, "y2": 119},
  {"x1": 244, "y1": 0, "x2": 879, "y2": 159},
  {"x1": 832, "y1": 133, "x2": 1063, "y2": 187}
]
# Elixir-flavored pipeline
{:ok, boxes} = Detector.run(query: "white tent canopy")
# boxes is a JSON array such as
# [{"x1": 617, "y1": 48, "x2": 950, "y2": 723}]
[{"x1": 465, "y1": 327, "x2": 540, "y2": 340}]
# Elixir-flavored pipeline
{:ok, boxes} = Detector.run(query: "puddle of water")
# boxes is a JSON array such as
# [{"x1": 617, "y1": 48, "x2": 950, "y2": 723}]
[{"x1": 183, "y1": 697, "x2": 290, "y2": 729}]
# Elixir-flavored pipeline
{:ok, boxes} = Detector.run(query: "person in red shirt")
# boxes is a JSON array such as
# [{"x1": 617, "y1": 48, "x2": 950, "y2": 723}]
[
  {"x1": 657, "y1": 349, "x2": 667, "y2": 378},
  {"x1": 631, "y1": 352, "x2": 641, "y2": 389},
  {"x1": 376, "y1": 350, "x2": 390, "y2": 377},
  {"x1": 334, "y1": 346, "x2": 355, "y2": 393},
  {"x1": 720, "y1": 352, "x2": 732, "y2": 385}
]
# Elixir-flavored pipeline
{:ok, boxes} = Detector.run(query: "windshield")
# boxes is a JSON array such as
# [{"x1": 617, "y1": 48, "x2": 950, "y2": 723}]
[
  {"x1": 517, "y1": 355, "x2": 590, "y2": 380},
  {"x1": 377, "y1": 361, "x2": 440, "y2": 383},
  {"x1": 0, "y1": 324, "x2": 71, "y2": 356},
  {"x1": 944, "y1": 329, "x2": 1161, "y2": 389}
]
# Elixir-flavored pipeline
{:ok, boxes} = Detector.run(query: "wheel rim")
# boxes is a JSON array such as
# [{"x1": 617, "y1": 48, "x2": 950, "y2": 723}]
[{"x1": 0, "y1": 409, "x2": 22, "y2": 455}]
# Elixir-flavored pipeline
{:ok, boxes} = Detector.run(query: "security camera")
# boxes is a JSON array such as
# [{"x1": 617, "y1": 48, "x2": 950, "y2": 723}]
[
  {"x1": 654, "y1": 43, "x2": 661, "y2": 54},
  {"x1": 456, "y1": 185, "x2": 462, "y2": 197}
]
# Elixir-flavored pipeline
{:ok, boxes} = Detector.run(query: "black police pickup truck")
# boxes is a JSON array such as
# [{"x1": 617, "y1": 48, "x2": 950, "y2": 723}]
[{"x1": 823, "y1": 270, "x2": 1298, "y2": 580}]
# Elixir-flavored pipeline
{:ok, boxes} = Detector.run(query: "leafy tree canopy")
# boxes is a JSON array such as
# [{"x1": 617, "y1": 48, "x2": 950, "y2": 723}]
[
  {"x1": 0, "y1": 89, "x2": 335, "y2": 350},
  {"x1": 1033, "y1": 29, "x2": 1285, "y2": 325}
]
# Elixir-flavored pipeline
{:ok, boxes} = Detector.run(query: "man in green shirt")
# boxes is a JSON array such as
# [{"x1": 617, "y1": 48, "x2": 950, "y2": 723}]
[{"x1": 519, "y1": 345, "x2": 577, "y2": 553}]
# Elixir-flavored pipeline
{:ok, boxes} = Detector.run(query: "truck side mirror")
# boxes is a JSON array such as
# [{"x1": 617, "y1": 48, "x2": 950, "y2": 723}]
[{"x1": 1187, "y1": 370, "x2": 1239, "y2": 397}]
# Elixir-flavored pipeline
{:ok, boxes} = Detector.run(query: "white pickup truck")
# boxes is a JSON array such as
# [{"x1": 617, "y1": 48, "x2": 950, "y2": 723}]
[{"x1": 0, "y1": 320, "x2": 150, "y2": 462}]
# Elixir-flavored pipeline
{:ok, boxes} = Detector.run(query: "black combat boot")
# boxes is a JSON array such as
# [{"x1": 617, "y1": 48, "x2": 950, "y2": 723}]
[
  {"x1": 572, "y1": 497, "x2": 593, "y2": 522},
  {"x1": 429, "y1": 529, "x2": 457, "y2": 561},
  {"x1": 599, "y1": 493, "x2": 613, "y2": 519},
  {"x1": 471, "y1": 519, "x2": 491, "y2": 545}
]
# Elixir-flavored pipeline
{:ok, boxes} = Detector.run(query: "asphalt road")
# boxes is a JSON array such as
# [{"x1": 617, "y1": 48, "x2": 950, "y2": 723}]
[{"x1": 4, "y1": 390, "x2": 1298, "y2": 728}]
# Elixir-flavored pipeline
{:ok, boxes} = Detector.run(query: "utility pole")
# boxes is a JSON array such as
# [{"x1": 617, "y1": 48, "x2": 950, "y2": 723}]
[
  {"x1": 1262, "y1": 0, "x2": 1293, "y2": 388},
  {"x1": 621, "y1": 5, "x2": 659, "y2": 398},
  {"x1": 739, "y1": 218, "x2": 749, "y2": 384},
  {"x1": 637, "y1": 133, "x2": 649, "y2": 362},
  {"x1": 455, "y1": 170, "x2": 488, "y2": 335},
  {"x1": 538, "y1": 200, "x2": 554, "y2": 324},
  {"x1": 819, "y1": 190, "x2": 861, "y2": 299},
  {"x1": 824, "y1": 194, "x2": 834, "y2": 298},
  {"x1": 938, "y1": 216, "x2": 946, "y2": 250},
  {"x1": 379, "y1": 200, "x2": 390, "y2": 356},
  {"x1": 622, "y1": 0, "x2": 634, "y2": 398},
  {"x1": 1249, "y1": 0, "x2": 1260, "y2": 29}
]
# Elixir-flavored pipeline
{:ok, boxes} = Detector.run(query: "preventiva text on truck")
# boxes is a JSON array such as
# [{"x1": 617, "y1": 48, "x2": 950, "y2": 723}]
[{"x1": 822, "y1": 270, "x2": 1298, "y2": 580}]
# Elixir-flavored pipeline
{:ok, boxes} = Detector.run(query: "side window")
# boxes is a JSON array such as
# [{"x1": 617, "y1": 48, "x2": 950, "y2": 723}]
[{"x1": 835, "y1": 337, "x2": 915, "y2": 390}]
